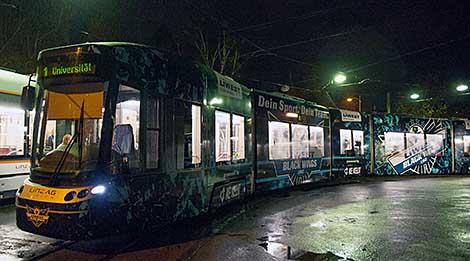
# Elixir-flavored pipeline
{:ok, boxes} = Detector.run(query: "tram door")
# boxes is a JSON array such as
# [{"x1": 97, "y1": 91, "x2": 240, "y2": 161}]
[{"x1": 114, "y1": 85, "x2": 141, "y2": 171}]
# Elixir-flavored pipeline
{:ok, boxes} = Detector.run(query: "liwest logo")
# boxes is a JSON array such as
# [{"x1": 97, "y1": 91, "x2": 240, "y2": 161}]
[
  {"x1": 26, "y1": 205, "x2": 50, "y2": 228},
  {"x1": 340, "y1": 109, "x2": 362, "y2": 122},
  {"x1": 388, "y1": 144, "x2": 438, "y2": 174}
]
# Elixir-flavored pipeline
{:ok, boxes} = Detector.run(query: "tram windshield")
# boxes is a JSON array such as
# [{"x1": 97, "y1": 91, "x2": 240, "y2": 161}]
[{"x1": 34, "y1": 88, "x2": 104, "y2": 174}]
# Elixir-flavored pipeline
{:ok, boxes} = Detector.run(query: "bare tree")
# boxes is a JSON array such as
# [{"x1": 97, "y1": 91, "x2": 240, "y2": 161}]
[
  {"x1": 0, "y1": 1, "x2": 73, "y2": 73},
  {"x1": 190, "y1": 28, "x2": 251, "y2": 77}
]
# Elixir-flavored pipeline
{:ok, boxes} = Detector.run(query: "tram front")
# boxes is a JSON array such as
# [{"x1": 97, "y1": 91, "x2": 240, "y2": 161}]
[{"x1": 16, "y1": 45, "x2": 122, "y2": 239}]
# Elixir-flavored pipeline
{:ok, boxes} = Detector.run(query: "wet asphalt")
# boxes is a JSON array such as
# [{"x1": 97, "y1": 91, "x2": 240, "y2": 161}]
[{"x1": 0, "y1": 176, "x2": 469, "y2": 260}]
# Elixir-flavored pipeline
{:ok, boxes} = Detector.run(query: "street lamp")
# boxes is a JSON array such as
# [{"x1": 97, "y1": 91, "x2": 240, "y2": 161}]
[
  {"x1": 333, "y1": 72, "x2": 347, "y2": 84},
  {"x1": 456, "y1": 84, "x2": 469, "y2": 92},
  {"x1": 410, "y1": 93, "x2": 420, "y2": 100},
  {"x1": 346, "y1": 96, "x2": 362, "y2": 112}
]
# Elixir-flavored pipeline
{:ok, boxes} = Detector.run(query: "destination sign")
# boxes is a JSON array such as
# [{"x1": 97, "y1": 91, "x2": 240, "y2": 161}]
[
  {"x1": 38, "y1": 51, "x2": 103, "y2": 87},
  {"x1": 41, "y1": 62, "x2": 96, "y2": 78}
]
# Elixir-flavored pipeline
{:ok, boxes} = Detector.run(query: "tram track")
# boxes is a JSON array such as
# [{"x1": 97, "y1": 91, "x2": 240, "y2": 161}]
[
  {"x1": 25, "y1": 240, "x2": 79, "y2": 261},
  {"x1": 97, "y1": 238, "x2": 140, "y2": 261}
]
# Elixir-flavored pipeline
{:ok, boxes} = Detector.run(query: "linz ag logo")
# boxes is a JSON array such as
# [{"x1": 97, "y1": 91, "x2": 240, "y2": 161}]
[
  {"x1": 26, "y1": 205, "x2": 50, "y2": 228},
  {"x1": 29, "y1": 187, "x2": 57, "y2": 196}
]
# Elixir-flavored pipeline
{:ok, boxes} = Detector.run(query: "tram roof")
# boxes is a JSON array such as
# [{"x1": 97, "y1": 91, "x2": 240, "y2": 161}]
[{"x1": 0, "y1": 68, "x2": 34, "y2": 96}]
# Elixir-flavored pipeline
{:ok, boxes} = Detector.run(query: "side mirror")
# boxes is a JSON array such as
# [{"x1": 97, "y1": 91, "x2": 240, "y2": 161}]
[{"x1": 20, "y1": 85, "x2": 36, "y2": 111}]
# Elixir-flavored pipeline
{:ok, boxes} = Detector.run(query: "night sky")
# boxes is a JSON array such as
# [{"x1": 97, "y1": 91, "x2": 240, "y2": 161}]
[
  {"x1": 201, "y1": 0, "x2": 470, "y2": 112},
  {"x1": 2, "y1": 0, "x2": 470, "y2": 114}
]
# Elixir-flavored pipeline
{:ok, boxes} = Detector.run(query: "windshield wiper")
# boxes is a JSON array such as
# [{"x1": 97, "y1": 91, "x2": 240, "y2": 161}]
[{"x1": 48, "y1": 133, "x2": 78, "y2": 186}]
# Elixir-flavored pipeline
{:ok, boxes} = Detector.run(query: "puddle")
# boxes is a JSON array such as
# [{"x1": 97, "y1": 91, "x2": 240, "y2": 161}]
[{"x1": 256, "y1": 235, "x2": 352, "y2": 260}]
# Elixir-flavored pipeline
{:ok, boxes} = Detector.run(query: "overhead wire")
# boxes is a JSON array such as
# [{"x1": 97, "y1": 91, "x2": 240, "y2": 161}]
[
  {"x1": 229, "y1": 6, "x2": 349, "y2": 33},
  {"x1": 243, "y1": 27, "x2": 372, "y2": 56},
  {"x1": 182, "y1": 0, "x2": 320, "y2": 68},
  {"x1": 290, "y1": 31, "x2": 470, "y2": 85},
  {"x1": 345, "y1": 32, "x2": 470, "y2": 73}
]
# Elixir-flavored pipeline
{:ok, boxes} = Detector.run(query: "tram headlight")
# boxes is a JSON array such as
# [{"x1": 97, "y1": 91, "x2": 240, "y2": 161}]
[
  {"x1": 64, "y1": 191, "x2": 76, "y2": 201},
  {"x1": 77, "y1": 189, "x2": 89, "y2": 198},
  {"x1": 91, "y1": 185, "x2": 106, "y2": 195}
]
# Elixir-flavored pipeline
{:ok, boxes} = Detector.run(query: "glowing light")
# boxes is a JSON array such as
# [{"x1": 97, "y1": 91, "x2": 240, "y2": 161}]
[
  {"x1": 209, "y1": 97, "x2": 223, "y2": 105},
  {"x1": 346, "y1": 97, "x2": 353, "y2": 102},
  {"x1": 118, "y1": 100, "x2": 140, "y2": 109},
  {"x1": 410, "y1": 93, "x2": 420, "y2": 100},
  {"x1": 456, "y1": 84, "x2": 469, "y2": 92},
  {"x1": 91, "y1": 185, "x2": 106, "y2": 195},
  {"x1": 286, "y1": 112, "x2": 298, "y2": 118},
  {"x1": 0, "y1": 106, "x2": 25, "y2": 114},
  {"x1": 333, "y1": 73, "x2": 347, "y2": 84}
]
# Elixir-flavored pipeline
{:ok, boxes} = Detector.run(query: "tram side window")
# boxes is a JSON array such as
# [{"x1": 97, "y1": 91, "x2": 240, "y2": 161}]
[
  {"x1": 340, "y1": 129, "x2": 364, "y2": 156},
  {"x1": 232, "y1": 114, "x2": 245, "y2": 161},
  {"x1": 340, "y1": 129, "x2": 352, "y2": 155},
  {"x1": 291, "y1": 124, "x2": 309, "y2": 159},
  {"x1": 146, "y1": 97, "x2": 160, "y2": 169},
  {"x1": 268, "y1": 121, "x2": 290, "y2": 160},
  {"x1": 115, "y1": 85, "x2": 140, "y2": 168},
  {"x1": 309, "y1": 126, "x2": 324, "y2": 157},
  {"x1": 464, "y1": 135, "x2": 470, "y2": 157},
  {"x1": 405, "y1": 133, "x2": 425, "y2": 158},
  {"x1": 215, "y1": 110, "x2": 231, "y2": 162},
  {"x1": 0, "y1": 107, "x2": 25, "y2": 156},
  {"x1": 176, "y1": 101, "x2": 201, "y2": 169},
  {"x1": 192, "y1": 105, "x2": 202, "y2": 164},
  {"x1": 352, "y1": 130, "x2": 364, "y2": 155},
  {"x1": 384, "y1": 132, "x2": 405, "y2": 159},
  {"x1": 426, "y1": 134, "x2": 444, "y2": 155}
]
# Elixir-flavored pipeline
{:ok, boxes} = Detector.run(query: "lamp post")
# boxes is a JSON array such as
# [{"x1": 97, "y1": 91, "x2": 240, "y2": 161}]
[
  {"x1": 321, "y1": 72, "x2": 430, "y2": 112},
  {"x1": 0, "y1": 2, "x2": 17, "y2": 9},
  {"x1": 346, "y1": 96, "x2": 362, "y2": 112}
]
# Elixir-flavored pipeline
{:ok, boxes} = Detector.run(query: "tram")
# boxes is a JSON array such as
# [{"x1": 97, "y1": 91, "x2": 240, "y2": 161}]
[
  {"x1": 16, "y1": 42, "x2": 253, "y2": 238},
  {"x1": 0, "y1": 69, "x2": 33, "y2": 199},
  {"x1": 15, "y1": 42, "x2": 470, "y2": 239}
]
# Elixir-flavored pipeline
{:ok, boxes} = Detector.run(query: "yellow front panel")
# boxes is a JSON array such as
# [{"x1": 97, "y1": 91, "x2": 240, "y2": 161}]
[{"x1": 18, "y1": 180, "x2": 93, "y2": 204}]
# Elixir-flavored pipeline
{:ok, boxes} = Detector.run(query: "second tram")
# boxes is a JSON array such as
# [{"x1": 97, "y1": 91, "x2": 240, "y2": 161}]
[{"x1": 0, "y1": 68, "x2": 33, "y2": 199}]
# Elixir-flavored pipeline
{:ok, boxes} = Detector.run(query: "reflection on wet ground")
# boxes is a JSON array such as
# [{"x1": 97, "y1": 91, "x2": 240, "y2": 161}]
[
  {"x1": 257, "y1": 236, "x2": 348, "y2": 260},
  {"x1": 222, "y1": 177, "x2": 470, "y2": 260},
  {"x1": 0, "y1": 176, "x2": 469, "y2": 260}
]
